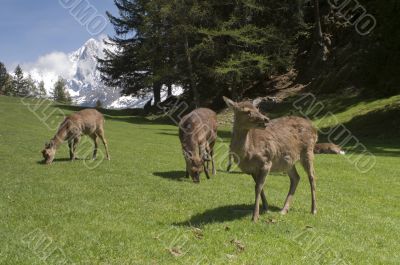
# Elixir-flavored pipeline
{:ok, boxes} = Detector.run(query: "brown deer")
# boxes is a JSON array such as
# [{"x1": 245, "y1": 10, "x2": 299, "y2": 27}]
[
  {"x1": 42, "y1": 109, "x2": 110, "y2": 164},
  {"x1": 314, "y1": 143, "x2": 345, "y2": 155},
  {"x1": 223, "y1": 97, "x2": 318, "y2": 222},
  {"x1": 179, "y1": 108, "x2": 217, "y2": 183}
]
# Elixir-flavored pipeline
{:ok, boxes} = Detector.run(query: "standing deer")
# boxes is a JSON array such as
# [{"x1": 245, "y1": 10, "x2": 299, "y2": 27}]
[
  {"x1": 179, "y1": 108, "x2": 217, "y2": 183},
  {"x1": 223, "y1": 97, "x2": 318, "y2": 222},
  {"x1": 41, "y1": 109, "x2": 110, "y2": 164}
]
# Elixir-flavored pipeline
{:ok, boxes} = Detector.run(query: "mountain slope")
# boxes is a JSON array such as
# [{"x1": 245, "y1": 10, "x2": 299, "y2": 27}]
[{"x1": 26, "y1": 38, "x2": 181, "y2": 109}]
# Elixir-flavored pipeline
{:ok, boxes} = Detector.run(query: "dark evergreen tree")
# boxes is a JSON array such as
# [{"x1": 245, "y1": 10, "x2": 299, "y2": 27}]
[
  {"x1": 12, "y1": 65, "x2": 28, "y2": 96},
  {"x1": 99, "y1": 0, "x2": 305, "y2": 106},
  {"x1": 52, "y1": 77, "x2": 72, "y2": 104},
  {"x1": 96, "y1": 99, "x2": 103, "y2": 109},
  {"x1": 0, "y1": 62, "x2": 9, "y2": 94}
]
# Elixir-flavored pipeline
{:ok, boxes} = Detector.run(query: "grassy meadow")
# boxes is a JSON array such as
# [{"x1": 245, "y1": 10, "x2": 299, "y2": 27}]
[{"x1": 0, "y1": 95, "x2": 399, "y2": 264}]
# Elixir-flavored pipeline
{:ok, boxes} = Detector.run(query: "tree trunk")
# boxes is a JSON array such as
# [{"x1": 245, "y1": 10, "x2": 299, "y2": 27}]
[
  {"x1": 184, "y1": 34, "x2": 200, "y2": 107},
  {"x1": 313, "y1": 0, "x2": 328, "y2": 61},
  {"x1": 313, "y1": 0, "x2": 323, "y2": 43},
  {"x1": 167, "y1": 82, "x2": 173, "y2": 97},
  {"x1": 153, "y1": 82, "x2": 162, "y2": 105}
]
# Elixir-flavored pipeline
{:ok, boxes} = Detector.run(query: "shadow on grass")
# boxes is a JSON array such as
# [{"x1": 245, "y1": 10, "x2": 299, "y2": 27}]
[
  {"x1": 153, "y1": 171, "x2": 189, "y2": 182},
  {"x1": 217, "y1": 169, "x2": 243, "y2": 175},
  {"x1": 320, "y1": 107, "x2": 400, "y2": 157},
  {"x1": 54, "y1": 104, "x2": 175, "y2": 126},
  {"x1": 175, "y1": 204, "x2": 281, "y2": 226},
  {"x1": 54, "y1": 104, "x2": 143, "y2": 116},
  {"x1": 36, "y1": 157, "x2": 89, "y2": 165},
  {"x1": 157, "y1": 132, "x2": 179, "y2": 137}
]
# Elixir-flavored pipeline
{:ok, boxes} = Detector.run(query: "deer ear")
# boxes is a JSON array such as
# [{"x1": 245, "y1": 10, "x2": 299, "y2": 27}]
[
  {"x1": 223, "y1": 96, "x2": 237, "y2": 109},
  {"x1": 252, "y1": 98, "x2": 262, "y2": 107}
]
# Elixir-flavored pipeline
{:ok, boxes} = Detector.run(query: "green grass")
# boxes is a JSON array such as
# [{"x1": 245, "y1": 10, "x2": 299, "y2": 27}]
[{"x1": 0, "y1": 95, "x2": 399, "y2": 264}]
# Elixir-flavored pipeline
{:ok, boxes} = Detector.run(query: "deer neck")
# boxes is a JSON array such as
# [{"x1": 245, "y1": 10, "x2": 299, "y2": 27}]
[
  {"x1": 231, "y1": 124, "x2": 252, "y2": 156},
  {"x1": 51, "y1": 124, "x2": 68, "y2": 149}
]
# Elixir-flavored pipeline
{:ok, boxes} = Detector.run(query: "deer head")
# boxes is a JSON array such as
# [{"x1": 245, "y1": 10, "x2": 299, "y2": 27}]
[
  {"x1": 183, "y1": 147, "x2": 211, "y2": 183},
  {"x1": 41, "y1": 140, "x2": 56, "y2": 164},
  {"x1": 223, "y1": 96, "x2": 270, "y2": 130}
]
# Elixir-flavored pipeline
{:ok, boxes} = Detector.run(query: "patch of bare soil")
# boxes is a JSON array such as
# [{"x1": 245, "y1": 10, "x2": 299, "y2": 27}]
[{"x1": 266, "y1": 70, "x2": 308, "y2": 101}]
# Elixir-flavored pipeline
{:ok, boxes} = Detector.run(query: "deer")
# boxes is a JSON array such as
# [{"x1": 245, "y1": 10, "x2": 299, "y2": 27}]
[
  {"x1": 314, "y1": 143, "x2": 345, "y2": 155},
  {"x1": 179, "y1": 108, "x2": 217, "y2": 183},
  {"x1": 223, "y1": 97, "x2": 318, "y2": 222},
  {"x1": 41, "y1": 109, "x2": 110, "y2": 164}
]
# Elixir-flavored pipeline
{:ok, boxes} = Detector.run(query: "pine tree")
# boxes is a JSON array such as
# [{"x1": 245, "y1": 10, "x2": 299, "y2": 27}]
[
  {"x1": 38, "y1": 81, "x2": 47, "y2": 98},
  {"x1": 24, "y1": 75, "x2": 39, "y2": 97},
  {"x1": 52, "y1": 77, "x2": 72, "y2": 104},
  {"x1": 12, "y1": 65, "x2": 27, "y2": 96},
  {"x1": 0, "y1": 62, "x2": 10, "y2": 95},
  {"x1": 100, "y1": 0, "x2": 305, "y2": 105},
  {"x1": 3, "y1": 75, "x2": 13, "y2": 96},
  {"x1": 96, "y1": 99, "x2": 103, "y2": 109}
]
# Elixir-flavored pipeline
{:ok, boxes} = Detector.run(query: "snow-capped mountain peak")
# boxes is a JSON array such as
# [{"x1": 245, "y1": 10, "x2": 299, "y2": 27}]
[{"x1": 24, "y1": 38, "x2": 182, "y2": 109}]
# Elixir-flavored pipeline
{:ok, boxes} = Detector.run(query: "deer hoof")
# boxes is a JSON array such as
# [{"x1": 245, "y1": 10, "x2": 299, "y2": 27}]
[
  {"x1": 280, "y1": 209, "x2": 288, "y2": 215},
  {"x1": 311, "y1": 209, "x2": 317, "y2": 215}
]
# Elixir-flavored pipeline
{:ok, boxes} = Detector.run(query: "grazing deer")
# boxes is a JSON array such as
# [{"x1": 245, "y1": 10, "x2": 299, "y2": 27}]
[
  {"x1": 41, "y1": 109, "x2": 110, "y2": 164},
  {"x1": 179, "y1": 108, "x2": 217, "y2": 183},
  {"x1": 314, "y1": 143, "x2": 345, "y2": 155},
  {"x1": 223, "y1": 97, "x2": 318, "y2": 222}
]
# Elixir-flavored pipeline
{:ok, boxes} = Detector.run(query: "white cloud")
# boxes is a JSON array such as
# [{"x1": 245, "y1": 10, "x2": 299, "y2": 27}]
[{"x1": 21, "y1": 52, "x2": 74, "y2": 79}]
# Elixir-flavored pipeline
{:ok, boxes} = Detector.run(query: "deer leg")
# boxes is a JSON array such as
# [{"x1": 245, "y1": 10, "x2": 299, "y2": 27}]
[
  {"x1": 208, "y1": 141, "x2": 216, "y2": 176},
  {"x1": 301, "y1": 153, "x2": 317, "y2": 215},
  {"x1": 252, "y1": 169, "x2": 269, "y2": 222},
  {"x1": 68, "y1": 139, "x2": 74, "y2": 160},
  {"x1": 71, "y1": 137, "x2": 80, "y2": 160},
  {"x1": 260, "y1": 190, "x2": 268, "y2": 212},
  {"x1": 98, "y1": 129, "x2": 110, "y2": 160},
  {"x1": 185, "y1": 161, "x2": 190, "y2": 178},
  {"x1": 281, "y1": 166, "x2": 301, "y2": 215},
  {"x1": 91, "y1": 135, "x2": 99, "y2": 160},
  {"x1": 252, "y1": 174, "x2": 268, "y2": 212},
  {"x1": 204, "y1": 162, "x2": 211, "y2": 179},
  {"x1": 210, "y1": 149, "x2": 216, "y2": 176},
  {"x1": 204, "y1": 165, "x2": 210, "y2": 179},
  {"x1": 227, "y1": 154, "x2": 233, "y2": 172}
]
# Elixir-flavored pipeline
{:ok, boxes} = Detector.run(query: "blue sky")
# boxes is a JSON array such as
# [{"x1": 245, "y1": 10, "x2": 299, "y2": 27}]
[{"x1": 0, "y1": 0, "x2": 118, "y2": 70}]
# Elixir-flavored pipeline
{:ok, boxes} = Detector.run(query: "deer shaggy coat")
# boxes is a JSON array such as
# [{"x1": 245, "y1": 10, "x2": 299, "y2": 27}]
[
  {"x1": 224, "y1": 97, "x2": 318, "y2": 222},
  {"x1": 42, "y1": 109, "x2": 110, "y2": 164},
  {"x1": 179, "y1": 108, "x2": 217, "y2": 183}
]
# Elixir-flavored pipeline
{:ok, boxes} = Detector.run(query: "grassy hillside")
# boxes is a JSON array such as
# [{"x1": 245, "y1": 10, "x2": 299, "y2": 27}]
[{"x1": 0, "y1": 95, "x2": 399, "y2": 264}]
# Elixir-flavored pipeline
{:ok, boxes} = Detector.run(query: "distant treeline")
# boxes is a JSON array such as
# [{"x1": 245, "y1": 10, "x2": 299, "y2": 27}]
[{"x1": 0, "y1": 63, "x2": 71, "y2": 104}]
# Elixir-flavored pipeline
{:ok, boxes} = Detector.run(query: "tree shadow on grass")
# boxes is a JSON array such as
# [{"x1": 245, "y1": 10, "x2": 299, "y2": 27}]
[
  {"x1": 153, "y1": 170, "x2": 189, "y2": 182},
  {"x1": 319, "y1": 107, "x2": 400, "y2": 157},
  {"x1": 54, "y1": 104, "x2": 175, "y2": 126},
  {"x1": 174, "y1": 204, "x2": 282, "y2": 226}
]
